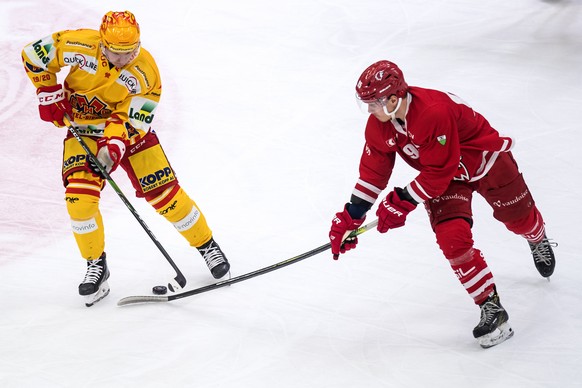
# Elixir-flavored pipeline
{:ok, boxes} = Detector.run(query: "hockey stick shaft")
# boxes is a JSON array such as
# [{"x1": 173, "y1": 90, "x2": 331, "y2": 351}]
[
  {"x1": 63, "y1": 116, "x2": 187, "y2": 289},
  {"x1": 117, "y1": 219, "x2": 378, "y2": 306}
]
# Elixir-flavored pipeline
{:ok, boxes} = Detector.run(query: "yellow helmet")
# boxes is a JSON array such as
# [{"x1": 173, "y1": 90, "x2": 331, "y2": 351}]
[{"x1": 100, "y1": 11, "x2": 140, "y2": 53}]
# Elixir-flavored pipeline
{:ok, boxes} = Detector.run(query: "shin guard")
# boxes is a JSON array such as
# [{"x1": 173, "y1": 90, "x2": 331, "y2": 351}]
[
  {"x1": 505, "y1": 206, "x2": 546, "y2": 243},
  {"x1": 435, "y1": 219, "x2": 495, "y2": 305},
  {"x1": 65, "y1": 178, "x2": 105, "y2": 260},
  {"x1": 449, "y1": 248, "x2": 494, "y2": 305},
  {"x1": 147, "y1": 185, "x2": 212, "y2": 247}
]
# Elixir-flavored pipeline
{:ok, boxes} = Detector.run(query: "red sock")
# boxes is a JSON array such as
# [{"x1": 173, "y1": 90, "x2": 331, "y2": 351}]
[
  {"x1": 505, "y1": 207, "x2": 545, "y2": 243},
  {"x1": 449, "y1": 248, "x2": 494, "y2": 305}
]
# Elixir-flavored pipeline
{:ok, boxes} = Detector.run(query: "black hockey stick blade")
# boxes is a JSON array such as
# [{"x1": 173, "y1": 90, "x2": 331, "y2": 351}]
[{"x1": 117, "y1": 219, "x2": 378, "y2": 306}]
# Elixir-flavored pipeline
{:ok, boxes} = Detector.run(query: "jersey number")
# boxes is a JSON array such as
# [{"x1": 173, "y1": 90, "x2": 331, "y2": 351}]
[{"x1": 402, "y1": 144, "x2": 419, "y2": 159}]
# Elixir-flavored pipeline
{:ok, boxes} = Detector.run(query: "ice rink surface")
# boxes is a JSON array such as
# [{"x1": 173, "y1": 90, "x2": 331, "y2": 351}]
[{"x1": 1, "y1": 0, "x2": 581, "y2": 387}]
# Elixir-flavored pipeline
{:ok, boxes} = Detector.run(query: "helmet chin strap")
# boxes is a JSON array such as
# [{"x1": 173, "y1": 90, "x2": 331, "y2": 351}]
[{"x1": 382, "y1": 97, "x2": 402, "y2": 120}]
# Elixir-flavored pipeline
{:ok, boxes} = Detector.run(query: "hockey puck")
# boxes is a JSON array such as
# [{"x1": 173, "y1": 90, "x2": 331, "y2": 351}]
[{"x1": 152, "y1": 285, "x2": 168, "y2": 295}]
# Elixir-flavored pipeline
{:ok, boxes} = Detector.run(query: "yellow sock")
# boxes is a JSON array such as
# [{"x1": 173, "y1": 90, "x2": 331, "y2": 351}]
[
  {"x1": 65, "y1": 188, "x2": 105, "y2": 260},
  {"x1": 148, "y1": 185, "x2": 212, "y2": 247}
]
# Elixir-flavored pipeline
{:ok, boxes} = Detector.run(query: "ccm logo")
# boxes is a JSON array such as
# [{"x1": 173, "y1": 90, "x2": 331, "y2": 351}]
[{"x1": 38, "y1": 91, "x2": 65, "y2": 105}]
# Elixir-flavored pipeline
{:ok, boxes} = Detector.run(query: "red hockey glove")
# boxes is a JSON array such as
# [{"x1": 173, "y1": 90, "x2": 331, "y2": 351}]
[
  {"x1": 36, "y1": 84, "x2": 73, "y2": 127},
  {"x1": 329, "y1": 204, "x2": 366, "y2": 260},
  {"x1": 376, "y1": 189, "x2": 417, "y2": 233},
  {"x1": 88, "y1": 137, "x2": 126, "y2": 178}
]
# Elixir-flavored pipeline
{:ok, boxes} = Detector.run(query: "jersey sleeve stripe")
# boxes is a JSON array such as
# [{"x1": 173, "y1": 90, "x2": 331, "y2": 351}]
[
  {"x1": 352, "y1": 179, "x2": 383, "y2": 203},
  {"x1": 356, "y1": 179, "x2": 382, "y2": 194},
  {"x1": 406, "y1": 180, "x2": 430, "y2": 203},
  {"x1": 352, "y1": 188, "x2": 377, "y2": 204}
]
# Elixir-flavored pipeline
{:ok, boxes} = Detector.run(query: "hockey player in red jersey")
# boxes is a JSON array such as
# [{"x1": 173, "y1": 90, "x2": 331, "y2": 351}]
[
  {"x1": 329, "y1": 60, "x2": 557, "y2": 348},
  {"x1": 22, "y1": 11, "x2": 230, "y2": 307}
]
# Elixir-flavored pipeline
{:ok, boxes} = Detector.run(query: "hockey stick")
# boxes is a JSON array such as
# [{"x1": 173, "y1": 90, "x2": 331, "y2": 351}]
[
  {"x1": 63, "y1": 116, "x2": 187, "y2": 291},
  {"x1": 117, "y1": 219, "x2": 379, "y2": 306}
]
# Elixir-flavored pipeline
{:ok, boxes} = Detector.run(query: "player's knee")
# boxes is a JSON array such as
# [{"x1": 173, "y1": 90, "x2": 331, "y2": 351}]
[
  {"x1": 435, "y1": 218, "x2": 474, "y2": 260},
  {"x1": 146, "y1": 184, "x2": 212, "y2": 246},
  {"x1": 65, "y1": 193, "x2": 100, "y2": 220},
  {"x1": 148, "y1": 185, "x2": 194, "y2": 222},
  {"x1": 488, "y1": 173, "x2": 535, "y2": 222}
]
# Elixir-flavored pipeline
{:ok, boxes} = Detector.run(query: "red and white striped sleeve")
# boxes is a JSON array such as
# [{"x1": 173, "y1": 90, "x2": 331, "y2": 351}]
[{"x1": 352, "y1": 178, "x2": 383, "y2": 204}]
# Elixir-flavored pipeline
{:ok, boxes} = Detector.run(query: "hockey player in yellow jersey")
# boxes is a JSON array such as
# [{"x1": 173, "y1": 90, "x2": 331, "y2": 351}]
[{"x1": 22, "y1": 11, "x2": 230, "y2": 306}]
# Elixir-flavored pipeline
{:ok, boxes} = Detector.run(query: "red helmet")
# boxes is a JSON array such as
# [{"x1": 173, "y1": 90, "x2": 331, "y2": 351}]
[{"x1": 355, "y1": 60, "x2": 408, "y2": 100}]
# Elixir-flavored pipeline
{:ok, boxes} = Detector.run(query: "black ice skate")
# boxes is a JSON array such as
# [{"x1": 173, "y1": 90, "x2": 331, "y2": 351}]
[
  {"x1": 78, "y1": 252, "x2": 110, "y2": 307},
  {"x1": 473, "y1": 287, "x2": 514, "y2": 348},
  {"x1": 197, "y1": 237, "x2": 230, "y2": 279},
  {"x1": 528, "y1": 236, "x2": 557, "y2": 278}
]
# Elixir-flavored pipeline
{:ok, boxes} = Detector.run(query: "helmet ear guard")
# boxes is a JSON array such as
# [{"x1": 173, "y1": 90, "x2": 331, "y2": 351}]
[
  {"x1": 356, "y1": 60, "x2": 408, "y2": 101},
  {"x1": 100, "y1": 11, "x2": 140, "y2": 53}
]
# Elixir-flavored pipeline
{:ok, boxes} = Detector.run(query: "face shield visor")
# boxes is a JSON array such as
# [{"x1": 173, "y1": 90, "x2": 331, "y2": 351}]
[
  {"x1": 356, "y1": 95, "x2": 389, "y2": 114},
  {"x1": 356, "y1": 94, "x2": 402, "y2": 121}
]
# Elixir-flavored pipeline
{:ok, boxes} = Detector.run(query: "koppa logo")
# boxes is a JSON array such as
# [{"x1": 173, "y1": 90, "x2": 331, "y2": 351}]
[{"x1": 139, "y1": 167, "x2": 175, "y2": 192}]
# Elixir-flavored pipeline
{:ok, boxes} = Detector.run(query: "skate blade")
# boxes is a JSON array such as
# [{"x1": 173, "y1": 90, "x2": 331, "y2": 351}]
[
  {"x1": 85, "y1": 281, "x2": 110, "y2": 307},
  {"x1": 478, "y1": 322, "x2": 514, "y2": 348}
]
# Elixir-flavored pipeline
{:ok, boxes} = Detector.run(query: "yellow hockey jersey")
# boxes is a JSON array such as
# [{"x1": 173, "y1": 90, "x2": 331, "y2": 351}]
[{"x1": 22, "y1": 28, "x2": 161, "y2": 142}]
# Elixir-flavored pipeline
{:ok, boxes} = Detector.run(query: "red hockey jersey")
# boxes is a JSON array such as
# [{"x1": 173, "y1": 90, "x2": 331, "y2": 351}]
[{"x1": 353, "y1": 87, "x2": 514, "y2": 204}]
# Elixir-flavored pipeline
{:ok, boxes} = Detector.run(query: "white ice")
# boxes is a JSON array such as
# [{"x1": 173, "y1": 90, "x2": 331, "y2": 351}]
[{"x1": 1, "y1": 0, "x2": 581, "y2": 387}]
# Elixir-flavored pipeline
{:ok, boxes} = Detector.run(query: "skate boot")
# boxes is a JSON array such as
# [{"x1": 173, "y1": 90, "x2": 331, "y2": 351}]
[
  {"x1": 528, "y1": 236, "x2": 557, "y2": 278},
  {"x1": 197, "y1": 237, "x2": 230, "y2": 279},
  {"x1": 473, "y1": 287, "x2": 514, "y2": 348},
  {"x1": 78, "y1": 252, "x2": 110, "y2": 307}
]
